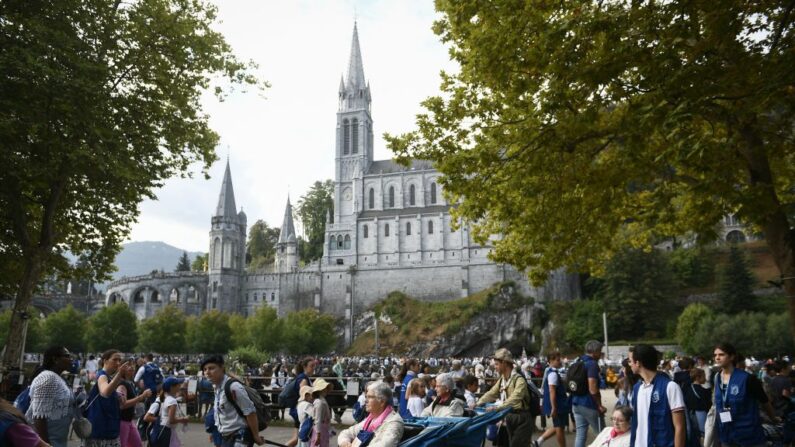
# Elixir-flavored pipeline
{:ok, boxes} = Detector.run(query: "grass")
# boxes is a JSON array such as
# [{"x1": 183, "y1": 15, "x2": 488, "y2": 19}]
[{"x1": 348, "y1": 282, "x2": 533, "y2": 355}]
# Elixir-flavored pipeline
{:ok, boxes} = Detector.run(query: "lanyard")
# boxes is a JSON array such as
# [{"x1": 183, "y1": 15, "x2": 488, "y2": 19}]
[{"x1": 719, "y1": 371, "x2": 732, "y2": 408}]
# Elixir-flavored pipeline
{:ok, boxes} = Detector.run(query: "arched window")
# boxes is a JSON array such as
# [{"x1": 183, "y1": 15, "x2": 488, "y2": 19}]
[
  {"x1": 344, "y1": 235, "x2": 351, "y2": 249},
  {"x1": 368, "y1": 188, "x2": 375, "y2": 209},
  {"x1": 212, "y1": 237, "x2": 221, "y2": 269},
  {"x1": 363, "y1": 224, "x2": 369, "y2": 238},
  {"x1": 389, "y1": 186, "x2": 395, "y2": 208},
  {"x1": 330, "y1": 235, "x2": 336, "y2": 250},
  {"x1": 428, "y1": 220, "x2": 434, "y2": 234},
  {"x1": 385, "y1": 224, "x2": 390, "y2": 237},
  {"x1": 343, "y1": 119, "x2": 350, "y2": 154},
  {"x1": 430, "y1": 182, "x2": 437, "y2": 204},
  {"x1": 253, "y1": 292, "x2": 258, "y2": 302},
  {"x1": 337, "y1": 236, "x2": 344, "y2": 249},
  {"x1": 352, "y1": 118, "x2": 359, "y2": 154},
  {"x1": 271, "y1": 293, "x2": 275, "y2": 301},
  {"x1": 409, "y1": 184, "x2": 416, "y2": 206},
  {"x1": 406, "y1": 222, "x2": 412, "y2": 235}
]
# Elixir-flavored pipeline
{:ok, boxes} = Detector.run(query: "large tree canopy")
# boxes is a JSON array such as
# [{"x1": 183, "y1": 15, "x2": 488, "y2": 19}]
[
  {"x1": 388, "y1": 0, "x2": 795, "y2": 332},
  {"x1": 0, "y1": 0, "x2": 261, "y2": 367},
  {"x1": 296, "y1": 180, "x2": 334, "y2": 263}
]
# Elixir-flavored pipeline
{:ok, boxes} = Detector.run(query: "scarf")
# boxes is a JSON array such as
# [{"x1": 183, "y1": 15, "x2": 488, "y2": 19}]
[
  {"x1": 27, "y1": 370, "x2": 74, "y2": 422},
  {"x1": 610, "y1": 428, "x2": 627, "y2": 439},
  {"x1": 362, "y1": 405, "x2": 393, "y2": 433}
]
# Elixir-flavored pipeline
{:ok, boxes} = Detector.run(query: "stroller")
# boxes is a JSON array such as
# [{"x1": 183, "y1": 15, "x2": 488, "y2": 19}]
[
  {"x1": 399, "y1": 407, "x2": 512, "y2": 447},
  {"x1": 764, "y1": 411, "x2": 795, "y2": 447}
]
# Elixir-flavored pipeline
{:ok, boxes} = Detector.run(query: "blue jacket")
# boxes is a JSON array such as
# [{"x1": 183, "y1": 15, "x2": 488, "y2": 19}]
[
  {"x1": 87, "y1": 370, "x2": 121, "y2": 439},
  {"x1": 542, "y1": 368, "x2": 570, "y2": 416},
  {"x1": 630, "y1": 373, "x2": 676, "y2": 447},
  {"x1": 714, "y1": 369, "x2": 766, "y2": 446},
  {"x1": 399, "y1": 371, "x2": 416, "y2": 419}
]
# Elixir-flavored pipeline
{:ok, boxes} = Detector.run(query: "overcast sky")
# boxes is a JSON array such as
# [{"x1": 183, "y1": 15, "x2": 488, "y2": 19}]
[{"x1": 127, "y1": 0, "x2": 457, "y2": 253}]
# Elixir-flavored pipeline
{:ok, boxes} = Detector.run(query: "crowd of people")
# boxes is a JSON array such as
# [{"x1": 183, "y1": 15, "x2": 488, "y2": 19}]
[{"x1": 0, "y1": 341, "x2": 792, "y2": 447}]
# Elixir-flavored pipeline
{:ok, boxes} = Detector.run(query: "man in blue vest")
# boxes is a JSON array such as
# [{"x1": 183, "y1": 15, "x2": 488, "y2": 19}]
[
  {"x1": 713, "y1": 342, "x2": 777, "y2": 447},
  {"x1": 629, "y1": 344, "x2": 686, "y2": 447},
  {"x1": 134, "y1": 353, "x2": 163, "y2": 407},
  {"x1": 571, "y1": 340, "x2": 606, "y2": 447},
  {"x1": 534, "y1": 351, "x2": 569, "y2": 447}
]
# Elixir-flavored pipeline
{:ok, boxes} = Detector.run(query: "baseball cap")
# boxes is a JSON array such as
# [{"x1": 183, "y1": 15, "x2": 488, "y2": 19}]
[{"x1": 162, "y1": 377, "x2": 185, "y2": 393}]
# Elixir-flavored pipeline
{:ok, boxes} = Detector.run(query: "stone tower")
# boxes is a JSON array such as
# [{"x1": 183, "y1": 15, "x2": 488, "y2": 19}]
[
  {"x1": 208, "y1": 159, "x2": 246, "y2": 313},
  {"x1": 275, "y1": 197, "x2": 298, "y2": 272},
  {"x1": 335, "y1": 22, "x2": 373, "y2": 224}
]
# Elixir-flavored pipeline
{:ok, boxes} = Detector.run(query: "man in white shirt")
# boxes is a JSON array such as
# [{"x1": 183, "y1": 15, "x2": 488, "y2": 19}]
[{"x1": 629, "y1": 344, "x2": 686, "y2": 447}]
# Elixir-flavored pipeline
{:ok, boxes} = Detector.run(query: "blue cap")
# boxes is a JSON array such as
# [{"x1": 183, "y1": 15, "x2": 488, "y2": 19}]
[{"x1": 162, "y1": 377, "x2": 185, "y2": 392}]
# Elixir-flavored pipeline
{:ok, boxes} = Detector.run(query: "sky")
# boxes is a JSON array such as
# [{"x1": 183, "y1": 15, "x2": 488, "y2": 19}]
[{"x1": 127, "y1": 0, "x2": 458, "y2": 253}]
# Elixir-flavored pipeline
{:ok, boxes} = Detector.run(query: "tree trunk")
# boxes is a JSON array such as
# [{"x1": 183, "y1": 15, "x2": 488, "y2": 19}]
[
  {"x1": 1, "y1": 252, "x2": 43, "y2": 370},
  {"x1": 739, "y1": 125, "x2": 795, "y2": 341}
]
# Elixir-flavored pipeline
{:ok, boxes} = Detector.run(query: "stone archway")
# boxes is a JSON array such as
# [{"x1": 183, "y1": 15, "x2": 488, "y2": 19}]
[{"x1": 726, "y1": 230, "x2": 747, "y2": 244}]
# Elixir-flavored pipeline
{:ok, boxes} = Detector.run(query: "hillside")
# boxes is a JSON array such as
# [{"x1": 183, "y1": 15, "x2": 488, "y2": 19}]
[
  {"x1": 348, "y1": 283, "x2": 540, "y2": 357},
  {"x1": 98, "y1": 241, "x2": 203, "y2": 290}
]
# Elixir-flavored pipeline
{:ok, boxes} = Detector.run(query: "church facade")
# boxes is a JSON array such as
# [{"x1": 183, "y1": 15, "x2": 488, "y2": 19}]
[{"x1": 105, "y1": 24, "x2": 581, "y2": 343}]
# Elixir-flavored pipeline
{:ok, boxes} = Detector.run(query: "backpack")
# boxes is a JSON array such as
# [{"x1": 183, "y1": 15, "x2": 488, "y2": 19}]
[
  {"x1": 13, "y1": 387, "x2": 30, "y2": 414},
  {"x1": 142, "y1": 363, "x2": 164, "y2": 392},
  {"x1": 224, "y1": 378, "x2": 269, "y2": 432},
  {"x1": 298, "y1": 412, "x2": 314, "y2": 442},
  {"x1": 277, "y1": 377, "x2": 299, "y2": 408},
  {"x1": 565, "y1": 359, "x2": 589, "y2": 396},
  {"x1": 517, "y1": 371, "x2": 541, "y2": 417},
  {"x1": 352, "y1": 400, "x2": 366, "y2": 423}
]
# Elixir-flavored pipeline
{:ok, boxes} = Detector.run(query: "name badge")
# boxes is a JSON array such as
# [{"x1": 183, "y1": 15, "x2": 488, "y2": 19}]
[{"x1": 719, "y1": 411, "x2": 732, "y2": 423}]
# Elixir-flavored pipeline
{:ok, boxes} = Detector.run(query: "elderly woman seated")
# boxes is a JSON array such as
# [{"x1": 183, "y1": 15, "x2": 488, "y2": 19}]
[
  {"x1": 338, "y1": 381, "x2": 404, "y2": 447},
  {"x1": 421, "y1": 373, "x2": 465, "y2": 417}
]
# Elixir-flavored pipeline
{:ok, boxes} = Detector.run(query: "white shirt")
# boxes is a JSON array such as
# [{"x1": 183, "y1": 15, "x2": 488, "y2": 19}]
[
  {"x1": 465, "y1": 390, "x2": 477, "y2": 409},
  {"x1": 633, "y1": 380, "x2": 685, "y2": 447},
  {"x1": 408, "y1": 396, "x2": 425, "y2": 417},
  {"x1": 134, "y1": 365, "x2": 147, "y2": 383},
  {"x1": 547, "y1": 369, "x2": 560, "y2": 387},
  {"x1": 85, "y1": 359, "x2": 98, "y2": 373},
  {"x1": 159, "y1": 395, "x2": 180, "y2": 428}
]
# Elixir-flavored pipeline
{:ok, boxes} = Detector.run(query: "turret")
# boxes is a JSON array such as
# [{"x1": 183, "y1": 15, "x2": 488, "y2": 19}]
[
  {"x1": 275, "y1": 197, "x2": 299, "y2": 272},
  {"x1": 208, "y1": 159, "x2": 246, "y2": 312}
]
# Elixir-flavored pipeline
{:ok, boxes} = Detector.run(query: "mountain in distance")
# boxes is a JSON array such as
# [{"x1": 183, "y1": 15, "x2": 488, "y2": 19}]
[{"x1": 100, "y1": 241, "x2": 204, "y2": 290}]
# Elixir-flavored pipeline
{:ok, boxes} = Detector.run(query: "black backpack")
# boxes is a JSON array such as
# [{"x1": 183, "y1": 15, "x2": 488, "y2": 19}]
[
  {"x1": 224, "y1": 379, "x2": 270, "y2": 432},
  {"x1": 565, "y1": 359, "x2": 589, "y2": 396}
]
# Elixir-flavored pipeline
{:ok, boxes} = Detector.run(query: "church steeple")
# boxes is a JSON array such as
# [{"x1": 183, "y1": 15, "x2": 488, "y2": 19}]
[
  {"x1": 346, "y1": 22, "x2": 366, "y2": 91},
  {"x1": 215, "y1": 159, "x2": 237, "y2": 218},
  {"x1": 339, "y1": 21, "x2": 371, "y2": 112},
  {"x1": 278, "y1": 197, "x2": 296, "y2": 244}
]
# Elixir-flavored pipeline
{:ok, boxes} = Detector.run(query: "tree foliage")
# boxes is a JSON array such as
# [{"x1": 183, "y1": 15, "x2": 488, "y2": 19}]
[
  {"x1": 676, "y1": 303, "x2": 714, "y2": 354},
  {"x1": 0, "y1": 0, "x2": 261, "y2": 367},
  {"x1": 296, "y1": 180, "x2": 334, "y2": 263},
  {"x1": 175, "y1": 251, "x2": 191, "y2": 272},
  {"x1": 42, "y1": 305, "x2": 86, "y2": 352},
  {"x1": 137, "y1": 305, "x2": 187, "y2": 353},
  {"x1": 718, "y1": 245, "x2": 758, "y2": 313},
  {"x1": 85, "y1": 303, "x2": 138, "y2": 352},
  {"x1": 246, "y1": 220, "x2": 280, "y2": 271},
  {"x1": 559, "y1": 300, "x2": 603, "y2": 350},
  {"x1": 668, "y1": 247, "x2": 715, "y2": 289},
  {"x1": 186, "y1": 310, "x2": 231, "y2": 354},
  {"x1": 247, "y1": 306, "x2": 283, "y2": 353},
  {"x1": 228, "y1": 313, "x2": 250, "y2": 349},
  {"x1": 192, "y1": 253, "x2": 208, "y2": 272},
  {"x1": 0, "y1": 309, "x2": 45, "y2": 353},
  {"x1": 689, "y1": 312, "x2": 793, "y2": 358},
  {"x1": 387, "y1": 0, "x2": 795, "y2": 335}
]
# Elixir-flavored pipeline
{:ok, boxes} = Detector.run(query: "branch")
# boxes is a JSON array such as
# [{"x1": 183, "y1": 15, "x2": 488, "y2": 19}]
[{"x1": 770, "y1": 0, "x2": 795, "y2": 54}]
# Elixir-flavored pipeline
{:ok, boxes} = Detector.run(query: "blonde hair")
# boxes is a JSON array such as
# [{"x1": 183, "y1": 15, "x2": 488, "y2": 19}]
[{"x1": 408, "y1": 379, "x2": 425, "y2": 397}]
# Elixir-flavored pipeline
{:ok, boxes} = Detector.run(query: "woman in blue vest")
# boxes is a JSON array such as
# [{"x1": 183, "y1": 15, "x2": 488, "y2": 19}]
[
  {"x1": 397, "y1": 359, "x2": 419, "y2": 419},
  {"x1": 286, "y1": 357, "x2": 315, "y2": 447},
  {"x1": 534, "y1": 352, "x2": 570, "y2": 447},
  {"x1": 713, "y1": 343, "x2": 778, "y2": 447},
  {"x1": 85, "y1": 349, "x2": 134, "y2": 447}
]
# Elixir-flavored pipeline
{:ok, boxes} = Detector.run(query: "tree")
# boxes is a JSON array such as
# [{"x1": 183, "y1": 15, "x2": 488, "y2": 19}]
[
  {"x1": 192, "y1": 253, "x2": 208, "y2": 272},
  {"x1": 0, "y1": 0, "x2": 261, "y2": 368},
  {"x1": 246, "y1": 220, "x2": 280, "y2": 271},
  {"x1": 557, "y1": 300, "x2": 603, "y2": 350},
  {"x1": 0, "y1": 309, "x2": 45, "y2": 354},
  {"x1": 281, "y1": 309, "x2": 337, "y2": 355},
  {"x1": 596, "y1": 248, "x2": 678, "y2": 340},
  {"x1": 718, "y1": 245, "x2": 757, "y2": 314},
  {"x1": 42, "y1": 305, "x2": 86, "y2": 352},
  {"x1": 85, "y1": 303, "x2": 138, "y2": 352},
  {"x1": 676, "y1": 303, "x2": 714, "y2": 354},
  {"x1": 247, "y1": 306, "x2": 283, "y2": 353},
  {"x1": 668, "y1": 247, "x2": 715, "y2": 289},
  {"x1": 187, "y1": 310, "x2": 231, "y2": 354},
  {"x1": 296, "y1": 180, "x2": 334, "y2": 263},
  {"x1": 138, "y1": 305, "x2": 187, "y2": 353},
  {"x1": 387, "y1": 1, "x2": 795, "y2": 337},
  {"x1": 228, "y1": 314, "x2": 250, "y2": 349},
  {"x1": 175, "y1": 251, "x2": 191, "y2": 272}
]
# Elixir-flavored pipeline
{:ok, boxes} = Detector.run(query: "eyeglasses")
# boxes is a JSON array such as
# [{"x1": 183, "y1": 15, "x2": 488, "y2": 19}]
[{"x1": 611, "y1": 418, "x2": 627, "y2": 424}]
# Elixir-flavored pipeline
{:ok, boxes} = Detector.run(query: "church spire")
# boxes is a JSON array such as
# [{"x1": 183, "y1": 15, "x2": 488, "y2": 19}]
[
  {"x1": 215, "y1": 158, "x2": 237, "y2": 218},
  {"x1": 346, "y1": 21, "x2": 366, "y2": 90},
  {"x1": 278, "y1": 196, "x2": 296, "y2": 244}
]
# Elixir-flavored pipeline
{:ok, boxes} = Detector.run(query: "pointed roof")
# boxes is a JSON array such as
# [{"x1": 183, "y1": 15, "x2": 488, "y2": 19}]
[
  {"x1": 278, "y1": 197, "x2": 297, "y2": 244},
  {"x1": 346, "y1": 22, "x2": 366, "y2": 90},
  {"x1": 215, "y1": 159, "x2": 237, "y2": 218}
]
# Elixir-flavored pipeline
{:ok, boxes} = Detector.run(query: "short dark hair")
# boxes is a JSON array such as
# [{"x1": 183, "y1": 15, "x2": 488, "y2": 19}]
[
  {"x1": 548, "y1": 351, "x2": 562, "y2": 361},
  {"x1": 201, "y1": 355, "x2": 225, "y2": 370},
  {"x1": 462, "y1": 374, "x2": 478, "y2": 388},
  {"x1": 632, "y1": 344, "x2": 659, "y2": 370},
  {"x1": 678, "y1": 357, "x2": 693, "y2": 370},
  {"x1": 43, "y1": 346, "x2": 68, "y2": 371},
  {"x1": 146, "y1": 353, "x2": 154, "y2": 361},
  {"x1": 714, "y1": 342, "x2": 737, "y2": 360}
]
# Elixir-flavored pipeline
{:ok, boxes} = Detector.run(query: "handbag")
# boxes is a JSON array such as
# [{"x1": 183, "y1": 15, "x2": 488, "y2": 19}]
[
  {"x1": 73, "y1": 391, "x2": 100, "y2": 439},
  {"x1": 149, "y1": 425, "x2": 172, "y2": 447}
]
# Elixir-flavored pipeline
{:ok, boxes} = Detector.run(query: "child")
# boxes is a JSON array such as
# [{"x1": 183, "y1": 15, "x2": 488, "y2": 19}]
[
  {"x1": 462, "y1": 374, "x2": 479, "y2": 410},
  {"x1": 310, "y1": 379, "x2": 333, "y2": 447},
  {"x1": 297, "y1": 385, "x2": 315, "y2": 447},
  {"x1": 407, "y1": 379, "x2": 426, "y2": 417},
  {"x1": 159, "y1": 377, "x2": 189, "y2": 447}
]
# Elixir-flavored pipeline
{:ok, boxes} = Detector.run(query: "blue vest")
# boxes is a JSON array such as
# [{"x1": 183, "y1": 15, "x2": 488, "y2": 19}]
[
  {"x1": 142, "y1": 362, "x2": 163, "y2": 393},
  {"x1": 542, "y1": 368, "x2": 570, "y2": 416},
  {"x1": 399, "y1": 371, "x2": 416, "y2": 419},
  {"x1": 87, "y1": 370, "x2": 121, "y2": 439},
  {"x1": 714, "y1": 369, "x2": 766, "y2": 446},
  {"x1": 630, "y1": 373, "x2": 676, "y2": 447}
]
